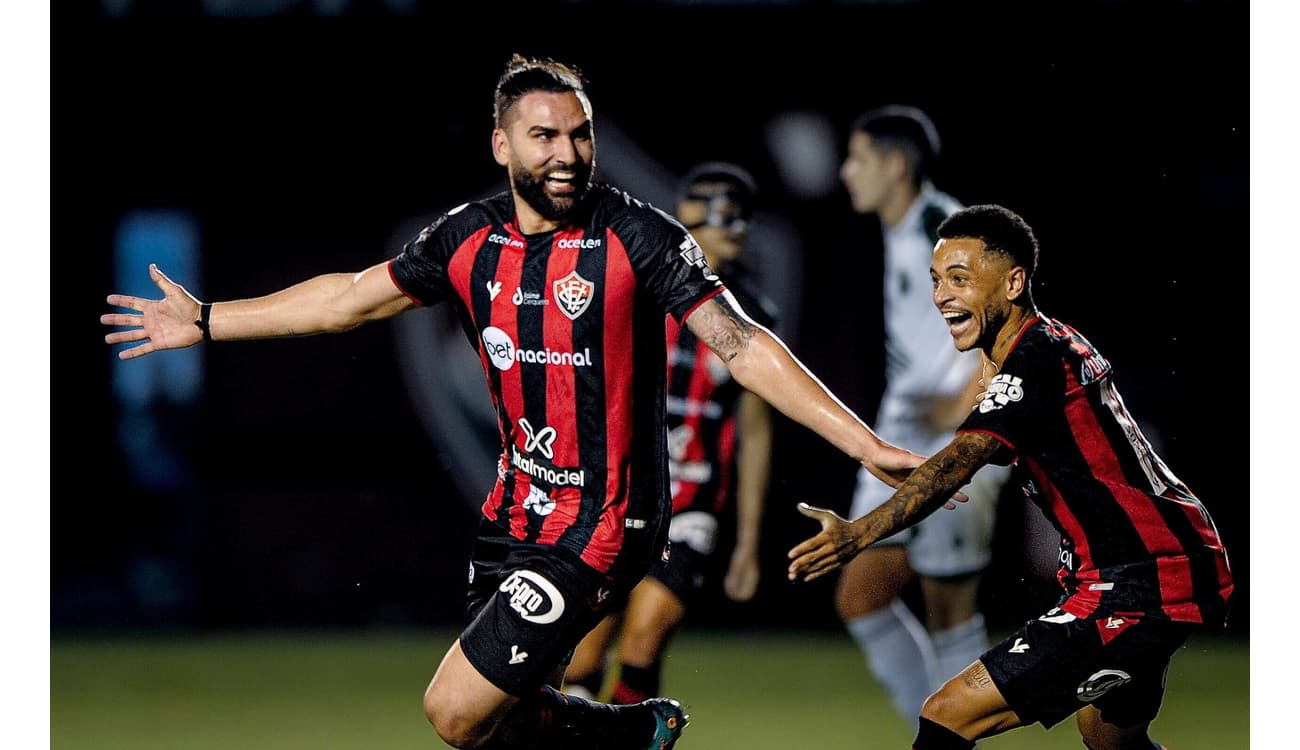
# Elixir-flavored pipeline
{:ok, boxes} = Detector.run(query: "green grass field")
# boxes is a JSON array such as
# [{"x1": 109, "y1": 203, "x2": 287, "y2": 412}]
[{"x1": 51, "y1": 628, "x2": 1247, "y2": 749}]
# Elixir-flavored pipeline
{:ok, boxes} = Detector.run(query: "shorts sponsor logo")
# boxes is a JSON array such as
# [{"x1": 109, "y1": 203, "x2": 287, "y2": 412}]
[
  {"x1": 1076, "y1": 669, "x2": 1131, "y2": 702},
  {"x1": 978, "y1": 373, "x2": 1025, "y2": 413},
  {"x1": 512, "y1": 446, "x2": 586, "y2": 487},
  {"x1": 553, "y1": 270, "x2": 595, "y2": 321},
  {"x1": 481, "y1": 326, "x2": 592, "y2": 371},
  {"x1": 499, "y1": 569, "x2": 565, "y2": 624}
]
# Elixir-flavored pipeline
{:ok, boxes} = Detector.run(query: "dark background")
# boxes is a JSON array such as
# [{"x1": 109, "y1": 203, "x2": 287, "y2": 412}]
[{"x1": 55, "y1": 1, "x2": 1248, "y2": 637}]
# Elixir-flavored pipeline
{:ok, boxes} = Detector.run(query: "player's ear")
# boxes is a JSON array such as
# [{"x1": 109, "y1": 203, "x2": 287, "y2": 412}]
[
  {"x1": 1006, "y1": 265, "x2": 1028, "y2": 302},
  {"x1": 492, "y1": 128, "x2": 510, "y2": 167}
]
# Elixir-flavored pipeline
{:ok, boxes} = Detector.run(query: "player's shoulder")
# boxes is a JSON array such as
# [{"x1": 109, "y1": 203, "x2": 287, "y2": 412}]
[
  {"x1": 409, "y1": 190, "x2": 511, "y2": 250},
  {"x1": 590, "y1": 184, "x2": 683, "y2": 239}
]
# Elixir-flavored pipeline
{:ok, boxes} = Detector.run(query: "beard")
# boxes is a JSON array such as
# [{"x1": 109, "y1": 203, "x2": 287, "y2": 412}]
[{"x1": 511, "y1": 160, "x2": 594, "y2": 223}]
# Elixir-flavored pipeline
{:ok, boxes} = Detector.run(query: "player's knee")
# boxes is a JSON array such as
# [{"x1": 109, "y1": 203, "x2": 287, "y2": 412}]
[
  {"x1": 423, "y1": 688, "x2": 491, "y2": 749},
  {"x1": 919, "y1": 683, "x2": 961, "y2": 725},
  {"x1": 1075, "y1": 707, "x2": 1151, "y2": 750}
]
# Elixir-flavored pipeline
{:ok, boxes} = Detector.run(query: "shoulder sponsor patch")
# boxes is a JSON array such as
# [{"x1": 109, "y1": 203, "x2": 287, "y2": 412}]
[{"x1": 978, "y1": 373, "x2": 1025, "y2": 413}]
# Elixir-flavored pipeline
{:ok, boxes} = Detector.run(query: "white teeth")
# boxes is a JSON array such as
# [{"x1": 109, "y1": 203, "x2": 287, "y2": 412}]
[
  {"x1": 943, "y1": 311, "x2": 964, "y2": 319},
  {"x1": 548, "y1": 172, "x2": 574, "y2": 180}
]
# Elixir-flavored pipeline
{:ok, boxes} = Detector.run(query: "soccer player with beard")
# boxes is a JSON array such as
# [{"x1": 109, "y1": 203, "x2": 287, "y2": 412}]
[{"x1": 102, "y1": 54, "x2": 930, "y2": 750}]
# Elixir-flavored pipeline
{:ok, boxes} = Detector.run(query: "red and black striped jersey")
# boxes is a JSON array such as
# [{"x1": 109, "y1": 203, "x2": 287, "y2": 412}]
[
  {"x1": 665, "y1": 268, "x2": 778, "y2": 515},
  {"x1": 958, "y1": 316, "x2": 1233, "y2": 626},
  {"x1": 387, "y1": 185, "x2": 724, "y2": 574}
]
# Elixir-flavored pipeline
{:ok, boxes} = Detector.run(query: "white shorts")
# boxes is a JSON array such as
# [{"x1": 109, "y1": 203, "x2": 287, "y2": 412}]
[{"x1": 849, "y1": 461, "x2": 1011, "y2": 578}]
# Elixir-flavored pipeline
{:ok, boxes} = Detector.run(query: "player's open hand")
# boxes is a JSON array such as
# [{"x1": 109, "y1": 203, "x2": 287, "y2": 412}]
[
  {"x1": 101, "y1": 264, "x2": 204, "y2": 360},
  {"x1": 786, "y1": 502, "x2": 863, "y2": 583}
]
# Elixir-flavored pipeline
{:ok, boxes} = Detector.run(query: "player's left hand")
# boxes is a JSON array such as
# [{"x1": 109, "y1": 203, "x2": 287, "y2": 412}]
[
  {"x1": 723, "y1": 547, "x2": 760, "y2": 602},
  {"x1": 786, "y1": 502, "x2": 863, "y2": 583}
]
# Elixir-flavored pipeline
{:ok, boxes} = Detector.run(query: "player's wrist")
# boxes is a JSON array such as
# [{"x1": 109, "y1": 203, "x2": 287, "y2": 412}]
[{"x1": 194, "y1": 302, "x2": 213, "y2": 341}]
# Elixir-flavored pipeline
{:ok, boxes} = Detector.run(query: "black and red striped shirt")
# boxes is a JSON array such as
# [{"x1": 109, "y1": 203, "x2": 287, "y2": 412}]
[
  {"x1": 959, "y1": 316, "x2": 1233, "y2": 626},
  {"x1": 388, "y1": 185, "x2": 724, "y2": 573}
]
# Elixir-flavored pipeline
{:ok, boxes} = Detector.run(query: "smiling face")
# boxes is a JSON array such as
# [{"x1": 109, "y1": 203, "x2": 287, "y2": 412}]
[
  {"x1": 931, "y1": 236, "x2": 1028, "y2": 359},
  {"x1": 493, "y1": 90, "x2": 595, "y2": 231}
]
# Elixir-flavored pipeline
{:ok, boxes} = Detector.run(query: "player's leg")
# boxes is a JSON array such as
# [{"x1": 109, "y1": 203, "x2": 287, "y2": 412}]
[
  {"x1": 1075, "y1": 707, "x2": 1163, "y2": 750},
  {"x1": 564, "y1": 612, "x2": 621, "y2": 700},
  {"x1": 837, "y1": 467, "x2": 934, "y2": 721},
  {"x1": 911, "y1": 462, "x2": 1009, "y2": 686},
  {"x1": 432, "y1": 520, "x2": 687, "y2": 750},
  {"x1": 610, "y1": 576, "x2": 687, "y2": 704},
  {"x1": 1072, "y1": 618, "x2": 1191, "y2": 750},
  {"x1": 912, "y1": 659, "x2": 1022, "y2": 749}
]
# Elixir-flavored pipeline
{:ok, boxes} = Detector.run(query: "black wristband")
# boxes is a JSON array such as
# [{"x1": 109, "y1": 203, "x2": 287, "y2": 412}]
[{"x1": 195, "y1": 302, "x2": 213, "y2": 341}]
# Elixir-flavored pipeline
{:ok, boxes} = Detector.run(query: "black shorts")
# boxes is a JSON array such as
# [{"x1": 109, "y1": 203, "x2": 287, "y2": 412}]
[
  {"x1": 981, "y1": 608, "x2": 1194, "y2": 729},
  {"x1": 460, "y1": 519, "x2": 665, "y2": 696},
  {"x1": 645, "y1": 540, "x2": 709, "y2": 604}
]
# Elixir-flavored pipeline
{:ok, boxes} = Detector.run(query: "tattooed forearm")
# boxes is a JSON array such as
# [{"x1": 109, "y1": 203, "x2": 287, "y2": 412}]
[{"x1": 864, "y1": 433, "x2": 1002, "y2": 544}]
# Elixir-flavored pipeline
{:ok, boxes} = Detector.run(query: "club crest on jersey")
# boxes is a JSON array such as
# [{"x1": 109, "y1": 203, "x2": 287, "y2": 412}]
[{"x1": 553, "y1": 270, "x2": 595, "y2": 321}]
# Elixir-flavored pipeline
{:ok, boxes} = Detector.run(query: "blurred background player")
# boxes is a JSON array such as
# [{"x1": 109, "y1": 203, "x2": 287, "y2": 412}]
[
  {"x1": 834, "y1": 105, "x2": 1013, "y2": 722},
  {"x1": 564, "y1": 162, "x2": 780, "y2": 704}
]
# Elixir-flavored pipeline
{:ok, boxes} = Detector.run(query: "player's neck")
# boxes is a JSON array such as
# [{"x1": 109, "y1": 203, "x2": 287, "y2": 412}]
[
  {"x1": 879, "y1": 185, "x2": 920, "y2": 229},
  {"x1": 989, "y1": 308, "x2": 1040, "y2": 366}
]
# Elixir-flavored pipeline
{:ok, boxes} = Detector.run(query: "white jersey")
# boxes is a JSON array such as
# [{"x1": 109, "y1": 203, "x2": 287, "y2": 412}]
[
  {"x1": 851, "y1": 185, "x2": 1010, "y2": 576},
  {"x1": 875, "y1": 185, "x2": 980, "y2": 456}
]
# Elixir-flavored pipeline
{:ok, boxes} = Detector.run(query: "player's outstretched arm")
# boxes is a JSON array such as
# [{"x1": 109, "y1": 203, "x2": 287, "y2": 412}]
[
  {"x1": 103, "y1": 261, "x2": 416, "y2": 360},
  {"x1": 787, "y1": 431, "x2": 1008, "y2": 582},
  {"x1": 683, "y1": 291, "x2": 924, "y2": 487}
]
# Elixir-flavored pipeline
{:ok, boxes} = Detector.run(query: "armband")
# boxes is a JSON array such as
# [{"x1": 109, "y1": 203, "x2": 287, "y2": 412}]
[{"x1": 194, "y1": 302, "x2": 213, "y2": 341}]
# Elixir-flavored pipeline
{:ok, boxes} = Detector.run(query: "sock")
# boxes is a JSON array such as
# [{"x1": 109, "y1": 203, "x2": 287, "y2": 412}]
[
  {"x1": 610, "y1": 662, "x2": 658, "y2": 704},
  {"x1": 931, "y1": 613, "x2": 987, "y2": 685},
  {"x1": 912, "y1": 716, "x2": 974, "y2": 750},
  {"x1": 845, "y1": 599, "x2": 940, "y2": 720},
  {"x1": 489, "y1": 685, "x2": 657, "y2": 750}
]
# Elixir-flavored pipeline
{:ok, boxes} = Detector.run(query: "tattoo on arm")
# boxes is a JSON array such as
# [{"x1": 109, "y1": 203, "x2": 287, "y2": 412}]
[
  {"x1": 693, "y1": 294, "x2": 757, "y2": 362},
  {"x1": 872, "y1": 433, "x2": 1005, "y2": 541}
]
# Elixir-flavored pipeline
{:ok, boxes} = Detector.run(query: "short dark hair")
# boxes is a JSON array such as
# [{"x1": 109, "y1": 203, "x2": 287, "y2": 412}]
[
  {"x1": 494, "y1": 54, "x2": 588, "y2": 128},
  {"x1": 937, "y1": 204, "x2": 1039, "y2": 278},
  {"x1": 850, "y1": 105, "x2": 941, "y2": 188},
  {"x1": 677, "y1": 161, "x2": 758, "y2": 216}
]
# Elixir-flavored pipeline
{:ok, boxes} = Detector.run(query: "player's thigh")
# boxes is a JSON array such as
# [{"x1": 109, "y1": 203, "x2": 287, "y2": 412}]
[
  {"x1": 834, "y1": 545, "x2": 913, "y2": 618},
  {"x1": 460, "y1": 531, "x2": 626, "y2": 698},
  {"x1": 980, "y1": 610, "x2": 1189, "y2": 732},
  {"x1": 424, "y1": 639, "x2": 518, "y2": 742}
]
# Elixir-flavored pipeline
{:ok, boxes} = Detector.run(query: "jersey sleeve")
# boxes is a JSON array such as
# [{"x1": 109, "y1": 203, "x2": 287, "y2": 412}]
[
  {"x1": 388, "y1": 204, "x2": 472, "y2": 306},
  {"x1": 617, "y1": 205, "x2": 724, "y2": 321},
  {"x1": 957, "y1": 338, "x2": 1057, "y2": 454}
]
